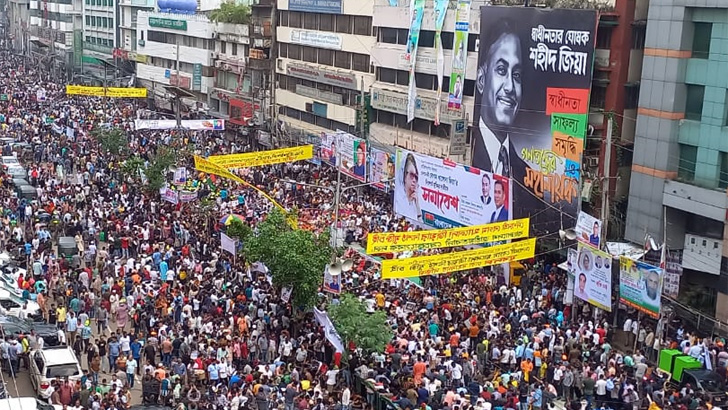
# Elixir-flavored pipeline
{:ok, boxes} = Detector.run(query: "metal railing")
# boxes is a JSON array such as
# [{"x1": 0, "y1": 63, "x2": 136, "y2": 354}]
[
  {"x1": 352, "y1": 375, "x2": 399, "y2": 410},
  {"x1": 662, "y1": 295, "x2": 728, "y2": 340}
]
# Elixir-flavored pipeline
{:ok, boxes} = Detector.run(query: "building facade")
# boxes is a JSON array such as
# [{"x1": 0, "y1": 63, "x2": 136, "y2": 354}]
[
  {"x1": 114, "y1": 0, "x2": 155, "y2": 77},
  {"x1": 625, "y1": 0, "x2": 728, "y2": 319},
  {"x1": 274, "y1": 0, "x2": 375, "y2": 143},
  {"x1": 25, "y1": 0, "x2": 82, "y2": 78},
  {"x1": 82, "y1": 0, "x2": 117, "y2": 64}
]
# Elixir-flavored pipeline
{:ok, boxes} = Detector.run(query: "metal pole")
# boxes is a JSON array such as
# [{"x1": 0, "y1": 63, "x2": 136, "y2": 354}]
[
  {"x1": 601, "y1": 117, "x2": 612, "y2": 242},
  {"x1": 175, "y1": 36, "x2": 181, "y2": 129},
  {"x1": 331, "y1": 138, "x2": 342, "y2": 261},
  {"x1": 359, "y1": 76, "x2": 365, "y2": 140}
]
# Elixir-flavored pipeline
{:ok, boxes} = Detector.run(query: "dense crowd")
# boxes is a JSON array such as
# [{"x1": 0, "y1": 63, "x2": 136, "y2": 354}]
[{"x1": 0, "y1": 50, "x2": 724, "y2": 410}]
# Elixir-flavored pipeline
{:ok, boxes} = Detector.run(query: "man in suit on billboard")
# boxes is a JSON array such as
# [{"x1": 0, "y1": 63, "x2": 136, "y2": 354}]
[{"x1": 490, "y1": 180, "x2": 508, "y2": 223}]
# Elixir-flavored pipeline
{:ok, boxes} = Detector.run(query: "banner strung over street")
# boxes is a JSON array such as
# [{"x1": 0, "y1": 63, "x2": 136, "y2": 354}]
[
  {"x1": 208, "y1": 145, "x2": 314, "y2": 169},
  {"x1": 381, "y1": 238, "x2": 535, "y2": 279},
  {"x1": 619, "y1": 256, "x2": 663, "y2": 318},
  {"x1": 367, "y1": 217, "x2": 530, "y2": 254},
  {"x1": 66, "y1": 85, "x2": 148, "y2": 98},
  {"x1": 135, "y1": 119, "x2": 225, "y2": 131},
  {"x1": 574, "y1": 242, "x2": 613, "y2": 311},
  {"x1": 394, "y1": 148, "x2": 509, "y2": 229},
  {"x1": 471, "y1": 6, "x2": 596, "y2": 237}
]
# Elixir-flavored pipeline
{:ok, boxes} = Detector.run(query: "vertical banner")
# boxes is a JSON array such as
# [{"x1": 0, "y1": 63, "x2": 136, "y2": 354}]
[
  {"x1": 433, "y1": 0, "x2": 449, "y2": 125},
  {"x1": 369, "y1": 147, "x2": 395, "y2": 191},
  {"x1": 405, "y1": 0, "x2": 426, "y2": 122},
  {"x1": 574, "y1": 243, "x2": 612, "y2": 311},
  {"x1": 319, "y1": 131, "x2": 366, "y2": 182},
  {"x1": 192, "y1": 64, "x2": 202, "y2": 91},
  {"x1": 447, "y1": 0, "x2": 471, "y2": 110},
  {"x1": 313, "y1": 308, "x2": 346, "y2": 353},
  {"x1": 619, "y1": 256, "x2": 663, "y2": 318},
  {"x1": 472, "y1": 7, "x2": 596, "y2": 237},
  {"x1": 323, "y1": 265, "x2": 342, "y2": 294},
  {"x1": 575, "y1": 211, "x2": 602, "y2": 248}
]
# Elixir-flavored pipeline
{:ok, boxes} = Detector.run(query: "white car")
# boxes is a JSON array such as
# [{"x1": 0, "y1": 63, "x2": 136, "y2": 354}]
[
  {"x1": 0, "y1": 397, "x2": 63, "y2": 410},
  {"x1": 30, "y1": 346, "x2": 83, "y2": 400},
  {"x1": 0, "y1": 288, "x2": 42, "y2": 321},
  {"x1": 0, "y1": 156, "x2": 19, "y2": 167}
]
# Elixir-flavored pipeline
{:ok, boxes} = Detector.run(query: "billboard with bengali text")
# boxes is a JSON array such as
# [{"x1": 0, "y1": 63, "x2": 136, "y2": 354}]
[
  {"x1": 394, "y1": 148, "x2": 510, "y2": 229},
  {"x1": 575, "y1": 211, "x2": 602, "y2": 248},
  {"x1": 574, "y1": 242, "x2": 612, "y2": 311},
  {"x1": 472, "y1": 6, "x2": 596, "y2": 236}
]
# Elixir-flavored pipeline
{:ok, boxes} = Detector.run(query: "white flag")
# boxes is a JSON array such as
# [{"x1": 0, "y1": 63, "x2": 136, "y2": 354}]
[{"x1": 313, "y1": 308, "x2": 346, "y2": 353}]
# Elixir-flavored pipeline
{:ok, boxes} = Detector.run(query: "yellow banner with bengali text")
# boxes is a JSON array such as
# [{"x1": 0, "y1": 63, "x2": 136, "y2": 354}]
[
  {"x1": 208, "y1": 145, "x2": 314, "y2": 169},
  {"x1": 194, "y1": 156, "x2": 297, "y2": 228},
  {"x1": 381, "y1": 238, "x2": 536, "y2": 279},
  {"x1": 65, "y1": 85, "x2": 148, "y2": 98},
  {"x1": 367, "y1": 218, "x2": 530, "y2": 254}
]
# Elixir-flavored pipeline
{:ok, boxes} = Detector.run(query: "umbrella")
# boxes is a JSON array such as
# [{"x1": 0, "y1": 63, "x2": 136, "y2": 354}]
[{"x1": 220, "y1": 214, "x2": 245, "y2": 225}]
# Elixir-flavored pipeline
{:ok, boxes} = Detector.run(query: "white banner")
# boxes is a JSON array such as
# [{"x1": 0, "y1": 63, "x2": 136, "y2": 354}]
[
  {"x1": 221, "y1": 232, "x2": 237, "y2": 255},
  {"x1": 134, "y1": 119, "x2": 226, "y2": 131},
  {"x1": 575, "y1": 242, "x2": 613, "y2": 311},
  {"x1": 160, "y1": 188, "x2": 179, "y2": 205},
  {"x1": 394, "y1": 148, "x2": 510, "y2": 229},
  {"x1": 290, "y1": 29, "x2": 342, "y2": 50},
  {"x1": 575, "y1": 211, "x2": 602, "y2": 249},
  {"x1": 313, "y1": 308, "x2": 346, "y2": 353}
]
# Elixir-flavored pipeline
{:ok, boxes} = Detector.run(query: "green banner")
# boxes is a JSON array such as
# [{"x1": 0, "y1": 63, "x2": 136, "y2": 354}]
[
  {"x1": 149, "y1": 17, "x2": 187, "y2": 31},
  {"x1": 73, "y1": 29, "x2": 83, "y2": 68},
  {"x1": 192, "y1": 63, "x2": 202, "y2": 91},
  {"x1": 551, "y1": 113, "x2": 588, "y2": 139}
]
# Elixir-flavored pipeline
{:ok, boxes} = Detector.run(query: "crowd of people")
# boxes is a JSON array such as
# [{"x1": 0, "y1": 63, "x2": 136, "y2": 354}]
[{"x1": 0, "y1": 50, "x2": 723, "y2": 410}]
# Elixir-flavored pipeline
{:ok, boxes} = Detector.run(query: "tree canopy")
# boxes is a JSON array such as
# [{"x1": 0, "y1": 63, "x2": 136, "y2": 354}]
[
  {"x1": 94, "y1": 127, "x2": 128, "y2": 157},
  {"x1": 209, "y1": 1, "x2": 252, "y2": 24},
  {"x1": 328, "y1": 293, "x2": 393, "y2": 354}
]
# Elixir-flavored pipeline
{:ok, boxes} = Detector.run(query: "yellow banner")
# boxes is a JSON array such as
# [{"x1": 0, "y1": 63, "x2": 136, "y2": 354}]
[
  {"x1": 381, "y1": 238, "x2": 536, "y2": 279},
  {"x1": 194, "y1": 156, "x2": 297, "y2": 228},
  {"x1": 65, "y1": 85, "x2": 148, "y2": 98},
  {"x1": 366, "y1": 218, "x2": 530, "y2": 254},
  {"x1": 208, "y1": 145, "x2": 314, "y2": 169}
]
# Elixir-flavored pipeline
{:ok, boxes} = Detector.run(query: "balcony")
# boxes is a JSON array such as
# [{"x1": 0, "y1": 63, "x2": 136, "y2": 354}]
[
  {"x1": 251, "y1": 20, "x2": 272, "y2": 37},
  {"x1": 663, "y1": 179, "x2": 728, "y2": 222},
  {"x1": 248, "y1": 57, "x2": 271, "y2": 71},
  {"x1": 250, "y1": 0, "x2": 274, "y2": 7}
]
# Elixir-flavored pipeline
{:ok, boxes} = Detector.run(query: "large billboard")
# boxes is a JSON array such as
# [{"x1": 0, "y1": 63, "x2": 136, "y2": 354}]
[
  {"x1": 574, "y1": 242, "x2": 612, "y2": 311},
  {"x1": 619, "y1": 256, "x2": 662, "y2": 318},
  {"x1": 369, "y1": 147, "x2": 395, "y2": 191},
  {"x1": 472, "y1": 7, "x2": 597, "y2": 236},
  {"x1": 319, "y1": 131, "x2": 367, "y2": 182},
  {"x1": 393, "y1": 148, "x2": 509, "y2": 229}
]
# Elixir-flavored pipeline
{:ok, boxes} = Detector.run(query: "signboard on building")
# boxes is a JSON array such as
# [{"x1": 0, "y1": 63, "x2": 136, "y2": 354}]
[
  {"x1": 169, "y1": 74, "x2": 191, "y2": 89},
  {"x1": 148, "y1": 17, "x2": 188, "y2": 31},
  {"x1": 449, "y1": 118, "x2": 467, "y2": 156},
  {"x1": 73, "y1": 29, "x2": 83, "y2": 68},
  {"x1": 286, "y1": 62, "x2": 357, "y2": 89},
  {"x1": 370, "y1": 86, "x2": 462, "y2": 124},
  {"x1": 288, "y1": 0, "x2": 342, "y2": 14},
  {"x1": 290, "y1": 29, "x2": 342, "y2": 50},
  {"x1": 295, "y1": 84, "x2": 343, "y2": 105},
  {"x1": 192, "y1": 63, "x2": 202, "y2": 91}
]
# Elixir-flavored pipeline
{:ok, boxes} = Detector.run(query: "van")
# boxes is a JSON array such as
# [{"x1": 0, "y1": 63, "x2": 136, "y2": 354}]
[{"x1": 16, "y1": 185, "x2": 37, "y2": 200}]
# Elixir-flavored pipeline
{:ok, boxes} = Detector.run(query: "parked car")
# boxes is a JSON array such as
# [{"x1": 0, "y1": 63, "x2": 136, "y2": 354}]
[
  {"x1": 0, "y1": 316, "x2": 60, "y2": 347},
  {"x1": 30, "y1": 346, "x2": 82, "y2": 400},
  {"x1": 0, "y1": 397, "x2": 62, "y2": 410},
  {"x1": 0, "y1": 288, "x2": 43, "y2": 322}
]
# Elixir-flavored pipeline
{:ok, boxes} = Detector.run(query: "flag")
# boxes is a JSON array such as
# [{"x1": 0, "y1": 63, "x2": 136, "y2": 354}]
[{"x1": 313, "y1": 308, "x2": 346, "y2": 353}]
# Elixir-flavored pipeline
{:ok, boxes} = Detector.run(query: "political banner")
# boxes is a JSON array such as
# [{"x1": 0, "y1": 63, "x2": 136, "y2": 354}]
[
  {"x1": 221, "y1": 232, "x2": 237, "y2": 255},
  {"x1": 322, "y1": 265, "x2": 342, "y2": 294},
  {"x1": 575, "y1": 211, "x2": 602, "y2": 248},
  {"x1": 433, "y1": 0, "x2": 449, "y2": 125},
  {"x1": 574, "y1": 243, "x2": 612, "y2": 311},
  {"x1": 65, "y1": 85, "x2": 148, "y2": 98},
  {"x1": 404, "y1": 0, "x2": 426, "y2": 122},
  {"x1": 369, "y1": 148, "x2": 395, "y2": 191},
  {"x1": 194, "y1": 156, "x2": 246, "y2": 184},
  {"x1": 394, "y1": 148, "x2": 509, "y2": 228},
  {"x1": 319, "y1": 131, "x2": 367, "y2": 182},
  {"x1": 472, "y1": 7, "x2": 596, "y2": 237},
  {"x1": 313, "y1": 308, "x2": 346, "y2": 352},
  {"x1": 208, "y1": 145, "x2": 314, "y2": 169},
  {"x1": 160, "y1": 188, "x2": 179, "y2": 205},
  {"x1": 619, "y1": 256, "x2": 662, "y2": 318},
  {"x1": 135, "y1": 119, "x2": 225, "y2": 131},
  {"x1": 367, "y1": 217, "x2": 530, "y2": 254},
  {"x1": 381, "y1": 237, "x2": 535, "y2": 279},
  {"x1": 173, "y1": 168, "x2": 188, "y2": 185},
  {"x1": 178, "y1": 191, "x2": 198, "y2": 203},
  {"x1": 447, "y1": 0, "x2": 471, "y2": 110}
]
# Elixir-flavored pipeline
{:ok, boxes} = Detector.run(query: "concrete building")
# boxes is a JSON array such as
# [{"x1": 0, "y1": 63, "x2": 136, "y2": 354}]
[
  {"x1": 82, "y1": 0, "x2": 117, "y2": 64},
  {"x1": 25, "y1": 0, "x2": 82, "y2": 77},
  {"x1": 625, "y1": 0, "x2": 728, "y2": 318},
  {"x1": 274, "y1": 0, "x2": 375, "y2": 144},
  {"x1": 114, "y1": 0, "x2": 155, "y2": 77}
]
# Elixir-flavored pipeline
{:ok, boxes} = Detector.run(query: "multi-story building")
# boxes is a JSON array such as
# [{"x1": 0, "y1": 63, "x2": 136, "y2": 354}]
[
  {"x1": 625, "y1": 0, "x2": 728, "y2": 319},
  {"x1": 82, "y1": 0, "x2": 117, "y2": 65},
  {"x1": 7, "y1": 0, "x2": 31, "y2": 53},
  {"x1": 114, "y1": 0, "x2": 155, "y2": 78},
  {"x1": 26, "y1": 0, "x2": 82, "y2": 78},
  {"x1": 274, "y1": 0, "x2": 375, "y2": 143}
]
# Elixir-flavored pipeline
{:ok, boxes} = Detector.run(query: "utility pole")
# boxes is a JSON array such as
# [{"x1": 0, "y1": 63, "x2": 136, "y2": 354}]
[
  {"x1": 175, "y1": 35, "x2": 181, "y2": 130},
  {"x1": 359, "y1": 76, "x2": 365, "y2": 140},
  {"x1": 601, "y1": 117, "x2": 612, "y2": 242}
]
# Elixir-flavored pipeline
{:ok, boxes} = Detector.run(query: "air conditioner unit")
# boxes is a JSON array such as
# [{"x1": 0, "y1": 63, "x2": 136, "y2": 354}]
[
  {"x1": 587, "y1": 156, "x2": 599, "y2": 168},
  {"x1": 210, "y1": 51, "x2": 217, "y2": 59},
  {"x1": 214, "y1": 60, "x2": 223, "y2": 68},
  {"x1": 223, "y1": 63, "x2": 231, "y2": 71}
]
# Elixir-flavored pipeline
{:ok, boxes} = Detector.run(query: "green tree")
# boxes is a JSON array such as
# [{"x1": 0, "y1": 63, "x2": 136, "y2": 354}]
[
  {"x1": 328, "y1": 293, "x2": 393, "y2": 354},
  {"x1": 227, "y1": 218, "x2": 253, "y2": 244},
  {"x1": 145, "y1": 146, "x2": 176, "y2": 192},
  {"x1": 209, "y1": 1, "x2": 251, "y2": 24},
  {"x1": 244, "y1": 209, "x2": 331, "y2": 309},
  {"x1": 94, "y1": 128, "x2": 128, "y2": 157},
  {"x1": 120, "y1": 156, "x2": 146, "y2": 181}
]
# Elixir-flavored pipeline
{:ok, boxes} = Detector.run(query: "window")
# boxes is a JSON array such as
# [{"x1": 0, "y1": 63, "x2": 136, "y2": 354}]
[
  {"x1": 625, "y1": 83, "x2": 640, "y2": 110},
  {"x1": 441, "y1": 32, "x2": 454, "y2": 50},
  {"x1": 288, "y1": 11, "x2": 302, "y2": 28},
  {"x1": 352, "y1": 53, "x2": 369, "y2": 73},
  {"x1": 380, "y1": 28, "x2": 397, "y2": 44},
  {"x1": 415, "y1": 73, "x2": 434, "y2": 90},
  {"x1": 590, "y1": 86, "x2": 607, "y2": 110},
  {"x1": 631, "y1": 24, "x2": 646, "y2": 50},
  {"x1": 335, "y1": 15, "x2": 350, "y2": 34},
  {"x1": 232, "y1": 43, "x2": 238, "y2": 56},
  {"x1": 319, "y1": 14, "x2": 333, "y2": 32},
  {"x1": 278, "y1": 11, "x2": 288, "y2": 26},
  {"x1": 678, "y1": 144, "x2": 697, "y2": 181},
  {"x1": 334, "y1": 51, "x2": 350, "y2": 69},
  {"x1": 318, "y1": 49, "x2": 333, "y2": 66},
  {"x1": 102, "y1": 17, "x2": 108, "y2": 28},
  {"x1": 396, "y1": 70, "x2": 409, "y2": 86},
  {"x1": 85, "y1": 15, "x2": 90, "y2": 25},
  {"x1": 467, "y1": 34, "x2": 479, "y2": 52},
  {"x1": 692, "y1": 22, "x2": 712, "y2": 59},
  {"x1": 596, "y1": 26, "x2": 612, "y2": 49},
  {"x1": 378, "y1": 67, "x2": 396, "y2": 83},
  {"x1": 377, "y1": 109, "x2": 395, "y2": 126},
  {"x1": 397, "y1": 29, "x2": 408, "y2": 45},
  {"x1": 685, "y1": 84, "x2": 705, "y2": 121},
  {"x1": 288, "y1": 44, "x2": 301, "y2": 60},
  {"x1": 304, "y1": 13, "x2": 317, "y2": 30},
  {"x1": 720, "y1": 152, "x2": 728, "y2": 189},
  {"x1": 413, "y1": 118, "x2": 431, "y2": 135},
  {"x1": 278, "y1": 43, "x2": 287, "y2": 58},
  {"x1": 464, "y1": 79, "x2": 475, "y2": 97},
  {"x1": 418, "y1": 31, "x2": 435, "y2": 48},
  {"x1": 353, "y1": 16, "x2": 371, "y2": 36},
  {"x1": 302, "y1": 46, "x2": 317, "y2": 63},
  {"x1": 96, "y1": 16, "x2": 101, "y2": 26},
  {"x1": 221, "y1": 42, "x2": 227, "y2": 54}
]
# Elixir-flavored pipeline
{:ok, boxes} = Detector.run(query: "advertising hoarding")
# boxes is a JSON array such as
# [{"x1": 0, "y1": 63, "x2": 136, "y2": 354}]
[
  {"x1": 288, "y1": 0, "x2": 342, "y2": 14},
  {"x1": 394, "y1": 148, "x2": 509, "y2": 229},
  {"x1": 369, "y1": 147, "x2": 395, "y2": 191},
  {"x1": 574, "y1": 243, "x2": 612, "y2": 311},
  {"x1": 135, "y1": 119, "x2": 225, "y2": 131},
  {"x1": 472, "y1": 7, "x2": 596, "y2": 236},
  {"x1": 319, "y1": 131, "x2": 367, "y2": 182},
  {"x1": 619, "y1": 256, "x2": 662, "y2": 318},
  {"x1": 575, "y1": 211, "x2": 602, "y2": 248}
]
